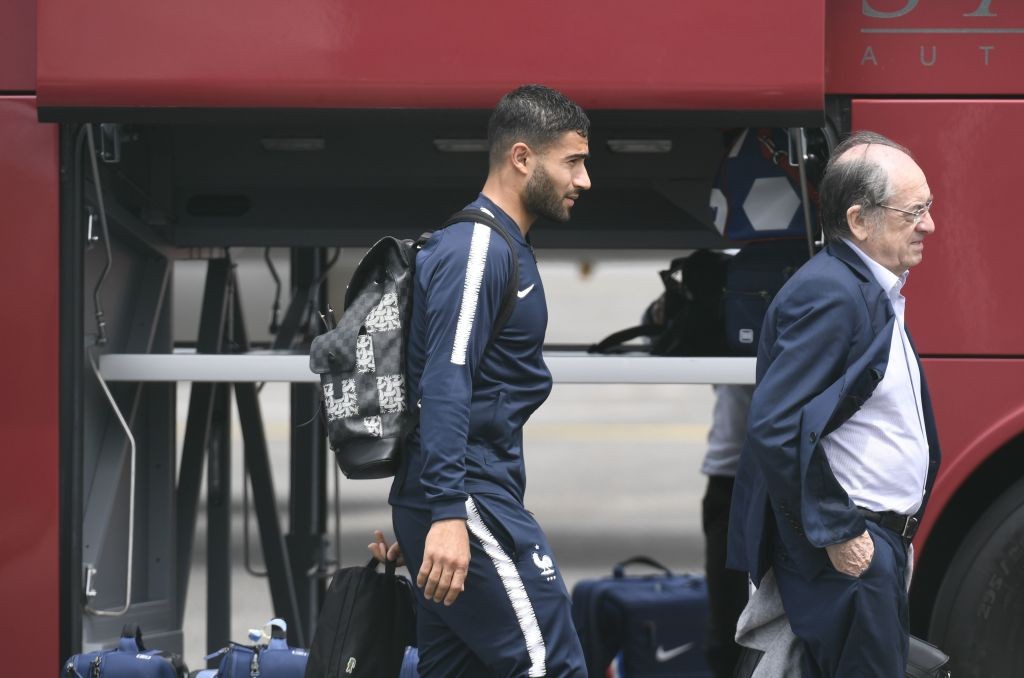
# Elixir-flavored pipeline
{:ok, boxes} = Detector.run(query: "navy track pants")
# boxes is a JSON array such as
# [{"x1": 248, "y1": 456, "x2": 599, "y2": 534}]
[{"x1": 393, "y1": 494, "x2": 586, "y2": 677}]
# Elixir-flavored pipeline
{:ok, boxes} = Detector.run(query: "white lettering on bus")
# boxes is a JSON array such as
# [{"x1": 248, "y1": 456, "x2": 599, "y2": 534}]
[
  {"x1": 862, "y1": 0, "x2": 998, "y2": 19},
  {"x1": 860, "y1": 45, "x2": 1000, "y2": 67}
]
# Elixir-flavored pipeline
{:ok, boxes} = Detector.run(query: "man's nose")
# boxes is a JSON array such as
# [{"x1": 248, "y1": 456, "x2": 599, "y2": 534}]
[
  {"x1": 575, "y1": 165, "x2": 592, "y2": 192},
  {"x1": 918, "y1": 210, "x2": 935, "y2": 234}
]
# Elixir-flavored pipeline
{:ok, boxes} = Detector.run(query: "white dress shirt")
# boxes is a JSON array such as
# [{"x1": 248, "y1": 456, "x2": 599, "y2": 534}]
[{"x1": 820, "y1": 240, "x2": 930, "y2": 515}]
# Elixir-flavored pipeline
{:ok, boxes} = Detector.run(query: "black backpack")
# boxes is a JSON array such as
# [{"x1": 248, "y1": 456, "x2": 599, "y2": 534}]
[
  {"x1": 303, "y1": 559, "x2": 417, "y2": 678},
  {"x1": 589, "y1": 250, "x2": 729, "y2": 357},
  {"x1": 309, "y1": 209, "x2": 518, "y2": 479}
]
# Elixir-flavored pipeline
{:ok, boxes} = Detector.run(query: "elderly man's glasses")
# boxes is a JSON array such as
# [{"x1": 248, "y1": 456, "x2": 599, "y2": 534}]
[{"x1": 877, "y1": 198, "x2": 933, "y2": 225}]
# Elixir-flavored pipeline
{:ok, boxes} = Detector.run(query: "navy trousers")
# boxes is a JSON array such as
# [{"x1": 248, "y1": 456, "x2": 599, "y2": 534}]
[
  {"x1": 392, "y1": 494, "x2": 586, "y2": 677},
  {"x1": 772, "y1": 521, "x2": 910, "y2": 678}
]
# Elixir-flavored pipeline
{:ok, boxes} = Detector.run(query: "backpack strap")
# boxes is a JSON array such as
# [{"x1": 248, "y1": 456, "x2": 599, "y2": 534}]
[
  {"x1": 587, "y1": 324, "x2": 663, "y2": 354},
  {"x1": 439, "y1": 209, "x2": 521, "y2": 358}
]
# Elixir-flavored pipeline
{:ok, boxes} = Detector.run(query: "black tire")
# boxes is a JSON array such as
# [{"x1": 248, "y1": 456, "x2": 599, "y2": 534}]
[{"x1": 929, "y1": 477, "x2": 1024, "y2": 677}]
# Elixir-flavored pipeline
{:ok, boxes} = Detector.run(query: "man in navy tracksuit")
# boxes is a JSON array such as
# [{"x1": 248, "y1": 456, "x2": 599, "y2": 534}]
[{"x1": 378, "y1": 85, "x2": 591, "y2": 676}]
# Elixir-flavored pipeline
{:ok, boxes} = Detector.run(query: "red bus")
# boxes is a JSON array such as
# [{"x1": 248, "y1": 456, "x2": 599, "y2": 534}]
[{"x1": 3, "y1": 0, "x2": 1023, "y2": 674}]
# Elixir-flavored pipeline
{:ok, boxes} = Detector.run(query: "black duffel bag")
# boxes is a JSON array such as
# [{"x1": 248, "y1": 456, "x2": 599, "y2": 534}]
[
  {"x1": 304, "y1": 558, "x2": 416, "y2": 678},
  {"x1": 589, "y1": 250, "x2": 728, "y2": 357}
]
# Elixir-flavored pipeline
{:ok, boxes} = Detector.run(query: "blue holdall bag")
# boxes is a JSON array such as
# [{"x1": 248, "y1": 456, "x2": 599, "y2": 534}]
[
  {"x1": 201, "y1": 619, "x2": 307, "y2": 678},
  {"x1": 62, "y1": 625, "x2": 188, "y2": 677},
  {"x1": 572, "y1": 557, "x2": 712, "y2": 678}
]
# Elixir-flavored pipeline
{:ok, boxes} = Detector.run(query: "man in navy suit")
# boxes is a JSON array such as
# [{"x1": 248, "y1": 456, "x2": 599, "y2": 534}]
[{"x1": 728, "y1": 131, "x2": 941, "y2": 677}]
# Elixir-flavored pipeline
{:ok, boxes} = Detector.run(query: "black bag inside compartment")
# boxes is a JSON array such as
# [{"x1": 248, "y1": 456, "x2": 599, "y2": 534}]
[
  {"x1": 304, "y1": 558, "x2": 416, "y2": 678},
  {"x1": 590, "y1": 250, "x2": 728, "y2": 357},
  {"x1": 723, "y1": 239, "x2": 810, "y2": 355}
]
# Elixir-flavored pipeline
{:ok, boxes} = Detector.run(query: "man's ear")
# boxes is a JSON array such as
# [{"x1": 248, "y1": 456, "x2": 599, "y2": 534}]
[
  {"x1": 847, "y1": 204, "x2": 870, "y2": 242},
  {"x1": 510, "y1": 142, "x2": 532, "y2": 176}
]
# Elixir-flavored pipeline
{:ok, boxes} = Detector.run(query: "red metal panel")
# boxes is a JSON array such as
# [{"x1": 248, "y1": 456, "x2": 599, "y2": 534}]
[
  {"x1": 38, "y1": 0, "x2": 823, "y2": 111},
  {"x1": 828, "y1": 0, "x2": 1024, "y2": 95},
  {"x1": 914, "y1": 359, "x2": 1024, "y2": 553},
  {"x1": 853, "y1": 99, "x2": 1024, "y2": 357},
  {"x1": 0, "y1": 0, "x2": 35, "y2": 91},
  {"x1": 0, "y1": 98, "x2": 59, "y2": 672}
]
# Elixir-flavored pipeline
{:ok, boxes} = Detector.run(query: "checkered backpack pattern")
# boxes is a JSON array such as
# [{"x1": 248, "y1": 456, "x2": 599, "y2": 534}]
[{"x1": 310, "y1": 209, "x2": 518, "y2": 479}]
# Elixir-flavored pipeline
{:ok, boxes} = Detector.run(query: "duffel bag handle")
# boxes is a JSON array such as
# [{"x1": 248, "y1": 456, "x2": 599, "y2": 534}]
[
  {"x1": 366, "y1": 556, "x2": 399, "y2": 577},
  {"x1": 613, "y1": 556, "x2": 673, "y2": 578}
]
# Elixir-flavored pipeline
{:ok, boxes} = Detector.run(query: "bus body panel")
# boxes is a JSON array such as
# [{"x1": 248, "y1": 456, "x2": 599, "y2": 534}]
[
  {"x1": 853, "y1": 98, "x2": 1024, "y2": 357},
  {"x1": 0, "y1": 0, "x2": 35, "y2": 91},
  {"x1": 0, "y1": 96, "x2": 60, "y2": 676},
  {"x1": 36, "y1": 0, "x2": 824, "y2": 112},
  {"x1": 827, "y1": 1, "x2": 1024, "y2": 95},
  {"x1": 905, "y1": 359, "x2": 1024, "y2": 553}
]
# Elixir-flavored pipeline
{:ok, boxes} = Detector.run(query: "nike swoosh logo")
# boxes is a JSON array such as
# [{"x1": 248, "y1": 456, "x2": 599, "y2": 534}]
[
  {"x1": 517, "y1": 284, "x2": 535, "y2": 299},
  {"x1": 655, "y1": 642, "x2": 694, "y2": 662}
]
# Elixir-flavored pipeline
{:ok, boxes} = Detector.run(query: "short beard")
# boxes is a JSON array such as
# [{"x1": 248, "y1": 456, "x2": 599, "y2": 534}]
[{"x1": 524, "y1": 163, "x2": 572, "y2": 223}]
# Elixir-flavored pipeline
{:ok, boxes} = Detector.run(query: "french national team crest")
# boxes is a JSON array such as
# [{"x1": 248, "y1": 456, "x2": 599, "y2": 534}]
[{"x1": 532, "y1": 547, "x2": 557, "y2": 582}]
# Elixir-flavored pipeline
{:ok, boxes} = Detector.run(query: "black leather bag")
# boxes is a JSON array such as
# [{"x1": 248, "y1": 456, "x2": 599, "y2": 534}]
[
  {"x1": 906, "y1": 635, "x2": 951, "y2": 678},
  {"x1": 589, "y1": 250, "x2": 728, "y2": 357}
]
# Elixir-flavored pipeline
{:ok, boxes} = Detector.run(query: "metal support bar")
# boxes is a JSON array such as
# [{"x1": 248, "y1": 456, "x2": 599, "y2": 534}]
[
  {"x1": 100, "y1": 353, "x2": 759, "y2": 386},
  {"x1": 287, "y1": 248, "x2": 327, "y2": 639},
  {"x1": 232, "y1": 277, "x2": 306, "y2": 647},
  {"x1": 206, "y1": 383, "x2": 232, "y2": 659},
  {"x1": 235, "y1": 381, "x2": 306, "y2": 647},
  {"x1": 175, "y1": 259, "x2": 232, "y2": 624},
  {"x1": 61, "y1": 125, "x2": 87, "y2": 659},
  {"x1": 270, "y1": 277, "x2": 315, "y2": 351}
]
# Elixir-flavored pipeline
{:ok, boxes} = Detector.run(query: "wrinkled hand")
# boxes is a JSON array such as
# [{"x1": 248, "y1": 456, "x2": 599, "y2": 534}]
[
  {"x1": 417, "y1": 518, "x2": 470, "y2": 606},
  {"x1": 825, "y1": 530, "x2": 874, "y2": 577},
  {"x1": 367, "y1": 530, "x2": 404, "y2": 567}
]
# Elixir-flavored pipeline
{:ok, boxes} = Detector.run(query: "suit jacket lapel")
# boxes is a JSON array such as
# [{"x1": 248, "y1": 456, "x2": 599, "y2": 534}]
[{"x1": 827, "y1": 240, "x2": 893, "y2": 336}]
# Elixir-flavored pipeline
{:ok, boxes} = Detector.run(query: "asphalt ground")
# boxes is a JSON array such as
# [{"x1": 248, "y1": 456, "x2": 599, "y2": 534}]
[{"x1": 177, "y1": 254, "x2": 717, "y2": 665}]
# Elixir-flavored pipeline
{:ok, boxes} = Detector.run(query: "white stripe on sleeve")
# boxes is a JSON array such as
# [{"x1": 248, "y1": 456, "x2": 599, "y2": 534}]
[{"x1": 450, "y1": 222, "x2": 492, "y2": 366}]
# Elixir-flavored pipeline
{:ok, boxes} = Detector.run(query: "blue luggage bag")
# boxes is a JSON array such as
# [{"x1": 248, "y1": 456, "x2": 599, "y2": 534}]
[
  {"x1": 572, "y1": 556, "x2": 712, "y2": 678},
  {"x1": 62, "y1": 625, "x2": 187, "y2": 677},
  {"x1": 201, "y1": 618, "x2": 307, "y2": 677}
]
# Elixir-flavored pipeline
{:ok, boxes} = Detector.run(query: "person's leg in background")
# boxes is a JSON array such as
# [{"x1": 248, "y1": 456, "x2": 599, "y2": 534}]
[
  {"x1": 700, "y1": 384, "x2": 755, "y2": 678},
  {"x1": 703, "y1": 474, "x2": 750, "y2": 678}
]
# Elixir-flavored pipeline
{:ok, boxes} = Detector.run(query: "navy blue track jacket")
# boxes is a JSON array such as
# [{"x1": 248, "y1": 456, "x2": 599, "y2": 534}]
[{"x1": 389, "y1": 195, "x2": 552, "y2": 522}]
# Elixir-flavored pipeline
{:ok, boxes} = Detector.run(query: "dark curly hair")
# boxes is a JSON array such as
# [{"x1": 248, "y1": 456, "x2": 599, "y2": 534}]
[{"x1": 487, "y1": 84, "x2": 590, "y2": 166}]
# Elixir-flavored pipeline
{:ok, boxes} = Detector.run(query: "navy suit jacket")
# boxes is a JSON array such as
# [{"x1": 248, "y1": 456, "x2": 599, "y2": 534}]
[{"x1": 727, "y1": 240, "x2": 942, "y2": 584}]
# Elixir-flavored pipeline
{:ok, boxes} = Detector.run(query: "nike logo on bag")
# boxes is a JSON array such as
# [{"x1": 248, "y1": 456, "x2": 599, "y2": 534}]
[
  {"x1": 654, "y1": 642, "x2": 694, "y2": 662},
  {"x1": 517, "y1": 284, "x2": 535, "y2": 299}
]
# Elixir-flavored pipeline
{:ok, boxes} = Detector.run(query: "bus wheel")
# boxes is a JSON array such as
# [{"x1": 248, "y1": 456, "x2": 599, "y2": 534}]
[{"x1": 929, "y1": 477, "x2": 1024, "y2": 677}]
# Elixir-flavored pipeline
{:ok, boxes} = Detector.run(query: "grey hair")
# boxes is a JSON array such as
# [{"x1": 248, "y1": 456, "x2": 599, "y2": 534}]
[{"x1": 818, "y1": 131, "x2": 912, "y2": 241}]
